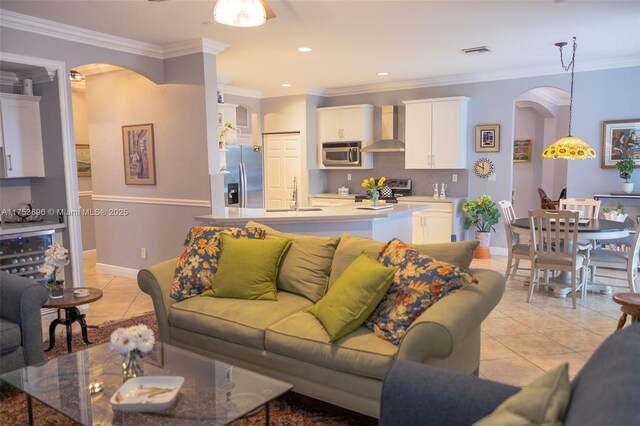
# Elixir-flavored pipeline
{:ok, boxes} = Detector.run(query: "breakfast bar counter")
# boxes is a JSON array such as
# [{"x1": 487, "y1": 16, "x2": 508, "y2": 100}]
[{"x1": 196, "y1": 203, "x2": 430, "y2": 242}]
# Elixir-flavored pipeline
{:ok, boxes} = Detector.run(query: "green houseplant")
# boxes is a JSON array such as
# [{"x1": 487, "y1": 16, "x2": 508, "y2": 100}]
[
  {"x1": 616, "y1": 158, "x2": 636, "y2": 193},
  {"x1": 463, "y1": 195, "x2": 501, "y2": 258}
]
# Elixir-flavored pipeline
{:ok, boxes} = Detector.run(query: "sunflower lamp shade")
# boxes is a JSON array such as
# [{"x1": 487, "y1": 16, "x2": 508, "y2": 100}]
[{"x1": 541, "y1": 37, "x2": 596, "y2": 160}]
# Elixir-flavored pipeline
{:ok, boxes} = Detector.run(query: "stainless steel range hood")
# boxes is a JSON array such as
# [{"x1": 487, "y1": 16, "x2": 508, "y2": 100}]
[{"x1": 361, "y1": 105, "x2": 405, "y2": 152}]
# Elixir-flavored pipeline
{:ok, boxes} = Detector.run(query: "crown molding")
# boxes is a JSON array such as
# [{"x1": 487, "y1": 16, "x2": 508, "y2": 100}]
[
  {"x1": 224, "y1": 85, "x2": 261, "y2": 99},
  {"x1": 1, "y1": 10, "x2": 165, "y2": 58},
  {"x1": 1, "y1": 11, "x2": 228, "y2": 60},
  {"x1": 324, "y1": 56, "x2": 640, "y2": 97},
  {"x1": 74, "y1": 63, "x2": 123, "y2": 76},
  {"x1": 305, "y1": 87, "x2": 329, "y2": 97},
  {"x1": 528, "y1": 88, "x2": 570, "y2": 107}
]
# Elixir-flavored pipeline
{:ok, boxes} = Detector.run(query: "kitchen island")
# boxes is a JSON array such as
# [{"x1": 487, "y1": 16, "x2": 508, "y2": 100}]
[{"x1": 196, "y1": 203, "x2": 430, "y2": 242}]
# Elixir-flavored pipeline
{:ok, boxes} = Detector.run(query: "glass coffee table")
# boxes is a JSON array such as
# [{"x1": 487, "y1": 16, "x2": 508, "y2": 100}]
[{"x1": 0, "y1": 342, "x2": 292, "y2": 425}]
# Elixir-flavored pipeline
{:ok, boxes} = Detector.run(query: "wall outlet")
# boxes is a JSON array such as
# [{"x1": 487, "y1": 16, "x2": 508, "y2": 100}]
[
  {"x1": 141, "y1": 248, "x2": 147, "y2": 260},
  {"x1": 452, "y1": 174, "x2": 457, "y2": 182},
  {"x1": 347, "y1": 173, "x2": 352, "y2": 181}
]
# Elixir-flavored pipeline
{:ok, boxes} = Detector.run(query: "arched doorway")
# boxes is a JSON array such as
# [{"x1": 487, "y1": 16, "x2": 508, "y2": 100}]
[{"x1": 512, "y1": 87, "x2": 570, "y2": 218}]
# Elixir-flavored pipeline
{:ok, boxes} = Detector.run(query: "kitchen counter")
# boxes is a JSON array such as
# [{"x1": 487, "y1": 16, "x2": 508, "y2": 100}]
[
  {"x1": 0, "y1": 221, "x2": 66, "y2": 236},
  {"x1": 310, "y1": 193, "x2": 465, "y2": 203},
  {"x1": 197, "y1": 204, "x2": 430, "y2": 242}
]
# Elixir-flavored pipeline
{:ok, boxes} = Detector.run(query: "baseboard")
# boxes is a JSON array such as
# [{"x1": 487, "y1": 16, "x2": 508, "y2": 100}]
[
  {"x1": 490, "y1": 247, "x2": 508, "y2": 256},
  {"x1": 95, "y1": 262, "x2": 139, "y2": 279},
  {"x1": 83, "y1": 249, "x2": 96, "y2": 257}
]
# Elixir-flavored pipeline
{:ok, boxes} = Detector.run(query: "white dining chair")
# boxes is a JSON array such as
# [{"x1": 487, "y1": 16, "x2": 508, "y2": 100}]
[
  {"x1": 528, "y1": 209, "x2": 587, "y2": 309},
  {"x1": 588, "y1": 223, "x2": 640, "y2": 293},
  {"x1": 559, "y1": 197, "x2": 601, "y2": 270},
  {"x1": 498, "y1": 200, "x2": 529, "y2": 280}
]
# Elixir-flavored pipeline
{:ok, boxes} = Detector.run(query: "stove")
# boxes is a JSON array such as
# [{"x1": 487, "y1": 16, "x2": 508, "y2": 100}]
[{"x1": 355, "y1": 178, "x2": 412, "y2": 203}]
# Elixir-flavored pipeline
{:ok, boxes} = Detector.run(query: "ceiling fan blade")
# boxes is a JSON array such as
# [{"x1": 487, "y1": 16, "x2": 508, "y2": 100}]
[{"x1": 259, "y1": 0, "x2": 276, "y2": 20}]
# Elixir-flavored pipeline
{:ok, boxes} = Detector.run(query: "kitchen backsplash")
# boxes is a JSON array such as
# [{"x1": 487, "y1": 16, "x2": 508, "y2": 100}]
[{"x1": 324, "y1": 152, "x2": 468, "y2": 197}]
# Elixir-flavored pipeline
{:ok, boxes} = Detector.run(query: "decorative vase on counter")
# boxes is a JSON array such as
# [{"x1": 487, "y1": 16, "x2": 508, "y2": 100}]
[
  {"x1": 370, "y1": 189, "x2": 380, "y2": 206},
  {"x1": 622, "y1": 182, "x2": 634, "y2": 194},
  {"x1": 122, "y1": 349, "x2": 144, "y2": 381}
]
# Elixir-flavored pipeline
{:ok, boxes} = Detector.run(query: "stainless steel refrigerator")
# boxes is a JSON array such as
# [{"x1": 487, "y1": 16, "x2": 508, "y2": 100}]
[{"x1": 224, "y1": 145, "x2": 264, "y2": 208}]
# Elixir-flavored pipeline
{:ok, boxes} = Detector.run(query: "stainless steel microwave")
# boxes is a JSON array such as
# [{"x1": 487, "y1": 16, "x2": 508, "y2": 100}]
[{"x1": 322, "y1": 141, "x2": 361, "y2": 167}]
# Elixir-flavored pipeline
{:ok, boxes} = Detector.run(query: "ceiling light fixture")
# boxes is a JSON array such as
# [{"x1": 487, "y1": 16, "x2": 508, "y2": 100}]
[
  {"x1": 69, "y1": 70, "x2": 84, "y2": 81},
  {"x1": 213, "y1": 0, "x2": 266, "y2": 27},
  {"x1": 281, "y1": 83, "x2": 291, "y2": 87},
  {"x1": 298, "y1": 47, "x2": 312, "y2": 53},
  {"x1": 377, "y1": 72, "x2": 389, "y2": 76},
  {"x1": 542, "y1": 37, "x2": 596, "y2": 160}
]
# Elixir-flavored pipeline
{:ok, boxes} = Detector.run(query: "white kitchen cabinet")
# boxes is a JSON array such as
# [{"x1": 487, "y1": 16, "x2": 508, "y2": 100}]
[
  {"x1": 0, "y1": 93, "x2": 45, "y2": 178},
  {"x1": 403, "y1": 97, "x2": 469, "y2": 169},
  {"x1": 398, "y1": 199, "x2": 464, "y2": 244},
  {"x1": 317, "y1": 104, "x2": 374, "y2": 169}
]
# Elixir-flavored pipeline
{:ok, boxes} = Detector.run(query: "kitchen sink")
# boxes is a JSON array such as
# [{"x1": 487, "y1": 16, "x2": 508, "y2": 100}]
[{"x1": 265, "y1": 207, "x2": 323, "y2": 212}]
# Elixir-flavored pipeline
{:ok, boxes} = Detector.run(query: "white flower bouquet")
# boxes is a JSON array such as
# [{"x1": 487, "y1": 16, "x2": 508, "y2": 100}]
[
  {"x1": 38, "y1": 242, "x2": 70, "y2": 283},
  {"x1": 110, "y1": 324, "x2": 155, "y2": 355}
]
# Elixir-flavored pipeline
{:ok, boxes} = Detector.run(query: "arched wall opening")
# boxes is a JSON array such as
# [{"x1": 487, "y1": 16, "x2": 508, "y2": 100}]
[{"x1": 512, "y1": 86, "x2": 570, "y2": 218}]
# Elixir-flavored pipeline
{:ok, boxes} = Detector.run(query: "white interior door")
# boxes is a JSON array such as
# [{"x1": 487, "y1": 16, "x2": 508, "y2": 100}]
[{"x1": 264, "y1": 133, "x2": 301, "y2": 208}]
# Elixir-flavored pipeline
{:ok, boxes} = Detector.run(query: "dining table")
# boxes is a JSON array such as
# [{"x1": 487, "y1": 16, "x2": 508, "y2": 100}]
[{"x1": 511, "y1": 217, "x2": 631, "y2": 297}]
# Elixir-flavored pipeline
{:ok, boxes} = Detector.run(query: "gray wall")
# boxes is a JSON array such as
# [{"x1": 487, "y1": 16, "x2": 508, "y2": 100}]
[
  {"x1": 85, "y1": 63, "x2": 212, "y2": 268},
  {"x1": 513, "y1": 106, "x2": 545, "y2": 218}
]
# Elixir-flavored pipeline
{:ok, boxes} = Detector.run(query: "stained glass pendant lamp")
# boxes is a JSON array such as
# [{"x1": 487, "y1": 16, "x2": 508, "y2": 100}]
[{"x1": 541, "y1": 37, "x2": 596, "y2": 160}]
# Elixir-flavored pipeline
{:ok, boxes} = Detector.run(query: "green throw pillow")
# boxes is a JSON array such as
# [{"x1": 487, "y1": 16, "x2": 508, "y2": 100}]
[
  {"x1": 203, "y1": 233, "x2": 291, "y2": 301},
  {"x1": 474, "y1": 363, "x2": 570, "y2": 426},
  {"x1": 307, "y1": 252, "x2": 397, "y2": 342},
  {"x1": 246, "y1": 221, "x2": 340, "y2": 302}
]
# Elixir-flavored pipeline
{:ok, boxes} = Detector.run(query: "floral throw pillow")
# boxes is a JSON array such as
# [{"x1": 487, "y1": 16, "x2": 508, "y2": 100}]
[
  {"x1": 365, "y1": 238, "x2": 477, "y2": 345},
  {"x1": 170, "y1": 226, "x2": 266, "y2": 301}
]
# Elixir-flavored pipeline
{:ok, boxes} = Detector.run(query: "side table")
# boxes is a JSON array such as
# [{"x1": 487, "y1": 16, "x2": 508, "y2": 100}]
[{"x1": 43, "y1": 287, "x2": 103, "y2": 353}]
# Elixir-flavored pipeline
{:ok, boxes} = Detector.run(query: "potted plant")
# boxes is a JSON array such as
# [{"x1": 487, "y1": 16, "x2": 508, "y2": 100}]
[
  {"x1": 219, "y1": 121, "x2": 238, "y2": 147},
  {"x1": 603, "y1": 203, "x2": 628, "y2": 222},
  {"x1": 616, "y1": 158, "x2": 636, "y2": 193},
  {"x1": 38, "y1": 242, "x2": 70, "y2": 299},
  {"x1": 463, "y1": 195, "x2": 501, "y2": 259}
]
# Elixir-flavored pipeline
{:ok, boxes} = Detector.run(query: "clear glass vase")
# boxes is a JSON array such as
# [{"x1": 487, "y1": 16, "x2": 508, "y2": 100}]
[
  {"x1": 122, "y1": 349, "x2": 144, "y2": 381},
  {"x1": 370, "y1": 189, "x2": 380, "y2": 206}
]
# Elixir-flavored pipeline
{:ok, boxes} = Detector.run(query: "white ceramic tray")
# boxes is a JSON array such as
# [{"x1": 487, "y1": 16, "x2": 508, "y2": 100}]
[{"x1": 110, "y1": 376, "x2": 184, "y2": 412}]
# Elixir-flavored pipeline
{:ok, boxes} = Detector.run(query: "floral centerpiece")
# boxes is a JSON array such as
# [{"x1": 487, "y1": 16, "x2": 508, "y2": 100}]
[
  {"x1": 38, "y1": 242, "x2": 70, "y2": 298},
  {"x1": 603, "y1": 202, "x2": 628, "y2": 222},
  {"x1": 463, "y1": 195, "x2": 501, "y2": 258},
  {"x1": 111, "y1": 324, "x2": 155, "y2": 381},
  {"x1": 361, "y1": 176, "x2": 386, "y2": 206}
]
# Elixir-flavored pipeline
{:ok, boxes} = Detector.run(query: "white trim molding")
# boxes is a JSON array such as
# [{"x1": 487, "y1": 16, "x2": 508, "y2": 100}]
[
  {"x1": 224, "y1": 85, "x2": 262, "y2": 99},
  {"x1": 83, "y1": 249, "x2": 97, "y2": 257},
  {"x1": 1, "y1": 11, "x2": 228, "y2": 60},
  {"x1": 96, "y1": 263, "x2": 139, "y2": 279},
  {"x1": 78, "y1": 191, "x2": 94, "y2": 197},
  {"x1": 92, "y1": 194, "x2": 210, "y2": 208}
]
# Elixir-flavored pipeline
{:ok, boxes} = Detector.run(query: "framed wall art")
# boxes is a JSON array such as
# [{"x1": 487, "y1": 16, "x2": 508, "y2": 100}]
[
  {"x1": 475, "y1": 124, "x2": 500, "y2": 152},
  {"x1": 122, "y1": 123, "x2": 156, "y2": 185},
  {"x1": 513, "y1": 140, "x2": 531, "y2": 162},
  {"x1": 601, "y1": 119, "x2": 640, "y2": 168},
  {"x1": 75, "y1": 144, "x2": 91, "y2": 176}
]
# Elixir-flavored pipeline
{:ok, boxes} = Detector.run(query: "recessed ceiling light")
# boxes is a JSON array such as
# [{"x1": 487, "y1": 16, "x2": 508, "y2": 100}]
[
  {"x1": 282, "y1": 83, "x2": 292, "y2": 87},
  {"x1": 377, "y1": 72, "x2": 389, "y2": 76},
  {"x1": 298, "y1": 47, "x2": 312, "y2": 53}
]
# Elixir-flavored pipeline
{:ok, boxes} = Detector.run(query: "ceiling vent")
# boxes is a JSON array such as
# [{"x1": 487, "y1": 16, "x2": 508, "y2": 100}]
[{"x1": 462, "y1": 46, "x2": 491, "y2": 54}]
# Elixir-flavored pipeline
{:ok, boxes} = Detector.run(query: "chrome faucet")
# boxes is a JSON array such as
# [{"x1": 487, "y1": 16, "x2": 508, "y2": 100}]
[{"x1": 292, "y1": 176, "x2": 299, "y2": 211}]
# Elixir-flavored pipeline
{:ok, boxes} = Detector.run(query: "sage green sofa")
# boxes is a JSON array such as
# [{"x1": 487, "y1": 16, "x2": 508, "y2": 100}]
[{"x1": 138, "y1": 230, "x2": 505, "y2": 418}]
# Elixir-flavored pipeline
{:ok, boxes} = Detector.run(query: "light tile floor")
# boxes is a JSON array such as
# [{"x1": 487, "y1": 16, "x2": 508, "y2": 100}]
[{"x1": 72, "y1": 251, "x2": 629, "y2": 388}]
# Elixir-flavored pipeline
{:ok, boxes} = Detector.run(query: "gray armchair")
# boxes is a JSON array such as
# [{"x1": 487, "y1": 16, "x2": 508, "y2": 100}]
[
  {"x1": 0, "y1": 272, "x2": 49, "y2": 373},
  {"x1": 380, "y1": 323, "x2": 640, "y2": 425}
]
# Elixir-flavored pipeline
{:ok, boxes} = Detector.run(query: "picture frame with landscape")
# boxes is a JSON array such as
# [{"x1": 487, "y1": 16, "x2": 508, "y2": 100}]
[
  {"x1": 601, "y1": 118, "x2": 640, "y2": 168},
  {"x1": 122, "y1": 123, "x2": 156, "y2": 185},
  {"x1": 475, "y1": 124, "x2": 500, "y2": 152},
  {"x1": 76, "y1": 144, "x2": 91, "y2": 176},
  {"x1": 513, "y1": 140, "x2": 531, "y2": 162}
]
